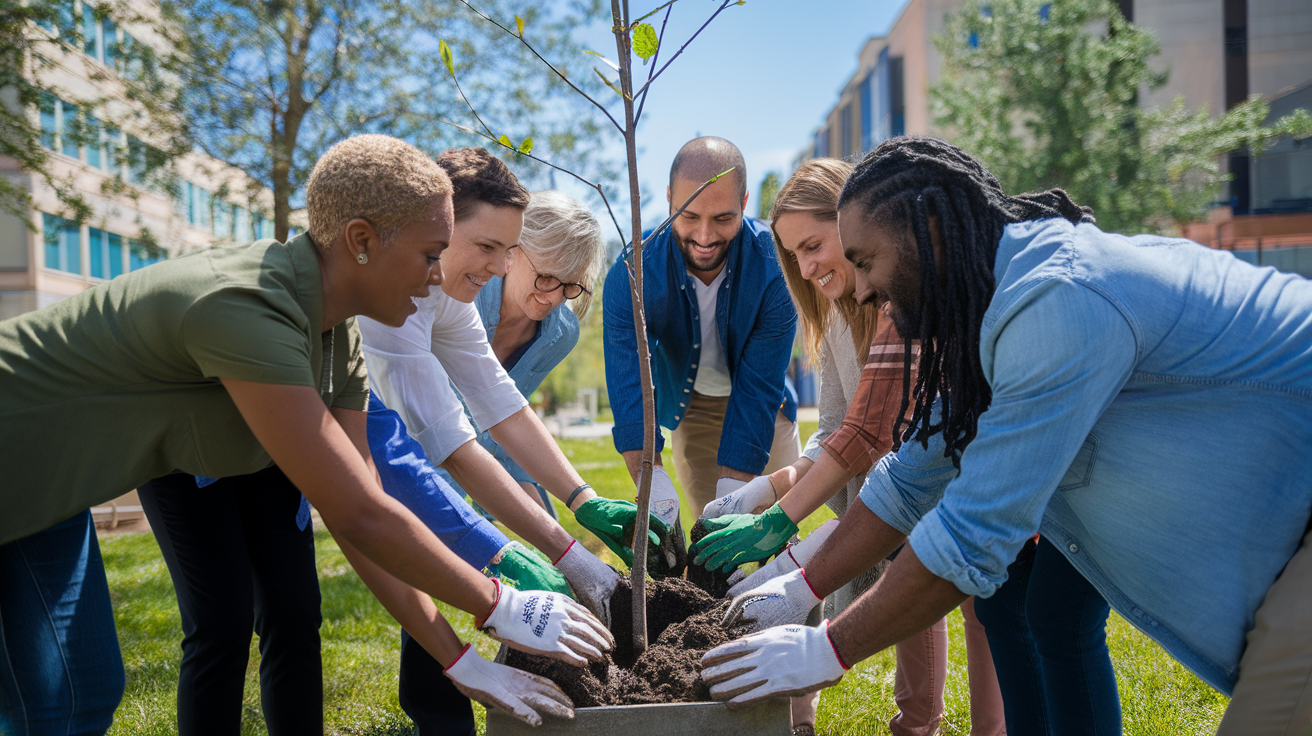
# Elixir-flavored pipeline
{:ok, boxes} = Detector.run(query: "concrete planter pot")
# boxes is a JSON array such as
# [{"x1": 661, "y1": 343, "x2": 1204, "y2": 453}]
[{"x1": 485, "y1": 699, "x2": 791, "y2": 736}]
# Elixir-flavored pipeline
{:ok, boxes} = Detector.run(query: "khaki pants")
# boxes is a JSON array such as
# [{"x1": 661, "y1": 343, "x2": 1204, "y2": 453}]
[
  {"x1": 1217, "y1": 525, "x2": 1312, "y2": 736},
  {"x1": 669, "y1": 392, "x2": 801, "y2": 516}
]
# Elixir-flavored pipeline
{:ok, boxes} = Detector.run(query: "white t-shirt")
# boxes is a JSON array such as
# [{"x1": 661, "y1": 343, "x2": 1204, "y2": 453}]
[
  {"x1": 690, "y1": 269, "x2": 732, "y2": 397},
  {"x1": 357, "y1": 290, "x2": 527, "y2": 466}
]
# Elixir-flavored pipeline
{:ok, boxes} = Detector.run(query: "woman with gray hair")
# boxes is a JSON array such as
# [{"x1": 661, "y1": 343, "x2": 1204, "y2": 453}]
[{"x1": 439, "y1": 189, "x2": 606, "y2": 517}]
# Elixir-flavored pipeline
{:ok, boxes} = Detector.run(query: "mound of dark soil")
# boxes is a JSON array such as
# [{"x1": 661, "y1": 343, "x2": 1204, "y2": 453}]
[{"x1": 503, "y1": 577, "x2": 736, "y2": 706}]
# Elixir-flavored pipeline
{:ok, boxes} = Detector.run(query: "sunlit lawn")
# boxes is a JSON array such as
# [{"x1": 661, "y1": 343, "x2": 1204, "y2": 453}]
[{"x1": 103, "y1": 423, "x2": 1227, "y2": 734}]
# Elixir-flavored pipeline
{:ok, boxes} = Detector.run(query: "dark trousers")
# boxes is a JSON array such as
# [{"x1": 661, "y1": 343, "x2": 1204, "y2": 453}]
[
  {"x1": 0, "y1": 511, "x2": 125, "y2": 736},
  {"x1": 139, "y1": 467, "x2": 322, "y2": 736},
  {"x1": 973, "y1": 537, "x2": 1122, "y2": 736},
  {"x1": 398, "y1": 629, "x2": 475, "y2": 736}
]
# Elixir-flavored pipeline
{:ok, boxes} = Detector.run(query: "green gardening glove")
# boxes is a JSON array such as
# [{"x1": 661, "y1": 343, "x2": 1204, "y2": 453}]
[
  {"x1": 487, "y1": 542, "x2": 573, "y2": 597},
  {"x1": 574, "y1": 497, "x2": 667, "y2": 568},
  {"x1": 687, "y1": 503, "x2": 799, "y2": 574}
]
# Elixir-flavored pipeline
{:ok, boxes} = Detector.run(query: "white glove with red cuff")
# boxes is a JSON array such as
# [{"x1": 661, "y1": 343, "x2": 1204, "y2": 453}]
[
  {"x1": 554, "y1": 539, "x2": 623, "y2": 628},
  {"x1": 477, "y1": 578, "x2": 614, "y2": 666},
  {"x1": 701, "y1": 619, "x2": 849, "y2": 708},
  {"x1": 444, "y1": 643, "x2": 575, "y2": 726},
  {"x1": 720, "y1": 566, "x2": 823, "y2": 634},
  {"x1": 702, "y1": 476, "x2": 776, "y2": 520},
  {"x1": 725, "y1": 519, "x2": 839, "y2": 597}
]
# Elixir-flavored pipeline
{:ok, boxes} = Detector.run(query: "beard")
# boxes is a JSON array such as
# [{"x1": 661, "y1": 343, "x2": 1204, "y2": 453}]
[
  {"x1": 672, "y1": 228, "x2": 732, "y2": 274},
  {"x1": 868, "y1": 245, "x2": 925, "y2": 338}
]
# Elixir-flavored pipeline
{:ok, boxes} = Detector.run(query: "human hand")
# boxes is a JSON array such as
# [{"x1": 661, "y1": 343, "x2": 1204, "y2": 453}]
[
  {"x1": 725, "y1": 519, "x2": 838, "y2": 597},
  {"x1": 688, "y1": 503, "x2": 799, "y2": 574},
  {"x1": 701, "y1": 620, "x2": 848, "y2": 708},
  {"x1": 444, "y1": 643, "x2": 574, "y2": 726},
  {"x1": 477, "y1": 578, "x2": 614, "y2": 666},
  {"x1": 489, "y1": 542, "x2": 573, "y2": 598},
  {"x1": 720, "y1": 567, "x2": 822, "y2": 634},
  {"x1": 554, "y1": 540, "x2": 622, "y2": 628},
  {"x1": 702, "y1": 476, "x2": 777, "y2": 520},
  {"x1": 573, "y1": 497, "x2": 665, "y2": 567}
]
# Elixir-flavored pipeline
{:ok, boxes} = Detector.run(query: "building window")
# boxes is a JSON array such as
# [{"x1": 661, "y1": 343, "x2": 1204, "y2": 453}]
[
  {"x1": 82, "y1": 3, "x2": 99, "y2": 58},
  {"x1": 42, "y1": 213, "x2": 82, "y2": 275},
  {"x1": 84, "y1": 113, "x2": 101, "y2": 168},
  {"x1": 39, "y1": 92, "x2": 57, "y2": 150},
  {"x1": 88, "y1": 227, "x2": 125, "y2": 279},
  {"x1": 60, "y1": 102, "x2": 80, "y2": 159}
]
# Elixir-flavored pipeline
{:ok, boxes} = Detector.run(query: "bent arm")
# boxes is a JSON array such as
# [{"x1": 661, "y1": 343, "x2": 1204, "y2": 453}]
[
  {"x1": 221, "y1": 378, "x2": 496, "y2": 617},
  {"x1": 442, "y1": 439, "x2": 574, "y2": 561},
  {"x1": 802, "y1": 496, "x2": 909, "y2": 598}
]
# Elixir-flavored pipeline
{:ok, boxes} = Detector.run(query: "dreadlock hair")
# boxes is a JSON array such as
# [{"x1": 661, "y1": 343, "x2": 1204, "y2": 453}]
[{"x1": 838, "y1": 136, "x2": 1094, "y2": 468}]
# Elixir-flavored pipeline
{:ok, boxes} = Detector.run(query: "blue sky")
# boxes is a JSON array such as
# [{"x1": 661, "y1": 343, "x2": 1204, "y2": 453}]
[{"x1": 558, "y1": 0, "x2": 913, "y2": 235}]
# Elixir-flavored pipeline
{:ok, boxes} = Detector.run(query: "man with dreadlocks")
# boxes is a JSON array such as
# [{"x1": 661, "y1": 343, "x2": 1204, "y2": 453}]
[{"x1": 701, "y1": 136, "x2": 1312, "y2": 735}]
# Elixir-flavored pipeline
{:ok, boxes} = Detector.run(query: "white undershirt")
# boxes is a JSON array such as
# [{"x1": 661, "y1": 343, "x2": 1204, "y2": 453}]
[{"x1": 691, "y1": 269, "x2": 732, "y2": 397}]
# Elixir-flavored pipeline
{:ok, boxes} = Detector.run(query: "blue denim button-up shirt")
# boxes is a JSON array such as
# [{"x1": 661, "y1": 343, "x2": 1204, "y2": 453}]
[
  {"x1": 859, "y1": 218, "x2": 1312, "y2": 695},
  {"x1": 602, "y1": 217, "x2": 798, "y2": 473}
]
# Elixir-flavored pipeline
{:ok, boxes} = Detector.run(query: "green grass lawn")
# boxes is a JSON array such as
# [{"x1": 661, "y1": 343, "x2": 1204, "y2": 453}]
[{"x1": 102, "y1": 424, "x2": 1227, "y2": 734}]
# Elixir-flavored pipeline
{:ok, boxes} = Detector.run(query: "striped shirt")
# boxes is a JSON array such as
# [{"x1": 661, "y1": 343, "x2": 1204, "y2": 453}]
[{"x1": 819, "y1": 318, "x2": 918, "y2": 476}]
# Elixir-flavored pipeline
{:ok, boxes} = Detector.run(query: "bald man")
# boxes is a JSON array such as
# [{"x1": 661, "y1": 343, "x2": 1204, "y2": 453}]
[{"x1": 603, "y1": 136, "x2": 801, "y2": 564}]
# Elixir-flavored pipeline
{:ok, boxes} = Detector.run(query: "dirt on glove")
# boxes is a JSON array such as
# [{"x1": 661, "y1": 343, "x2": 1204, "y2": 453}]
[
  {"x1": 502, "y1": 575, "x2": 740, "y2": 706},
  {"x1": 685, "y1": 519, "x2": 736, "y2": 599}
]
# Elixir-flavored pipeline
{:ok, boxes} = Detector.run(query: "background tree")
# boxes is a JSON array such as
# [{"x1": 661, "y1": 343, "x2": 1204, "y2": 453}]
[
  {"x1": 931, "y1": 0, "x2": 1312, "y2": 234},
  {"x1": 756, "y1": 170, "x2": 780, "y2": 219},
  {"x1": 156, "y1": 0, "x2": 616, "y2": 241}
]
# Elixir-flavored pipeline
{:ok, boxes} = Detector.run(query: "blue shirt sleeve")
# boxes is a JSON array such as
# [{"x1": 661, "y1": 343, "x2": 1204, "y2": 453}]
[
  {"x1": 367, "y1": 394, "x2": 508, "y2": 569},
  {"x1": 603, "y1": 255, "x2": 664, "y2": 456},
  {"x1": 863, "y1": 280, "x2": 1137, "y2": 598},
  {"x1": 719, "y1": 274, "x2": 798, "y2": 473}
]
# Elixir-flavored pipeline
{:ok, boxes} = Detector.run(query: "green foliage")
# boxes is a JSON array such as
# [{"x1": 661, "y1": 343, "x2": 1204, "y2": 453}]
[
  {"x1": 757, "y1": 170, "x2": 781, "y2": 219},
  {"x1": 632, "y1": 23, "x2": 659, "y2": 62},
  {"x1": 930, "y1": 0, "x2": 1312, "y2": 234},
  {"x1": 158, "y1": 0, "x2": 614, "y2": 240}
]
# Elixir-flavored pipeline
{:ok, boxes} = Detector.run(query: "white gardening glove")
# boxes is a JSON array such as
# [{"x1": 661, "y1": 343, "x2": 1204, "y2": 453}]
[
  {"x1": 701, "y1": 620, "x2": 849, "y2": 708},
  {"x1": 477, "y1": 578, "x2": 615, "y2": 666},
  {"x1": 444, "y1": 643, "x2": 575, "y2": 726},
  {"x1": 715, "y1": 476, "x2": 748, "y2": 497},
  {"x1": 726, "y1": 519, "x2": 839, "y2": 597},
  {"x1": 720, "y1": 567, "x2": 822, "y2": 635},
  {"x1": 554, "y1": 539, "x2": 623, "y2": 628},
  {"x1": 702, "y1": 476, "x2": 777, "y2": 520},
  {"x1": 648, "y1": 467, "x2": 681, "y2": 530}
]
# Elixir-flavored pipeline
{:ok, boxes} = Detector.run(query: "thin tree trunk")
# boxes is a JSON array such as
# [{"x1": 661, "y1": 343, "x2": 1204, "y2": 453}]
[{"x1": 611, "y1": 0, "x2": 656, "y2": 656}]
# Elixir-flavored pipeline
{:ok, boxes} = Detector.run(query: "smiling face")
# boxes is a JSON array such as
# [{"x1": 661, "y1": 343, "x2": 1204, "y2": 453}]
[
  {"x1": 668, "y1": 175, "x2": 746, "y2": 280},
  {"x1": 350, "y1": 196, "x2": 452, "y2": 327},
  {"x1": 438, "y1": 202, "x2": 525, "y2": 303},
  {"x1": 838, "y1": 203, "x2": 925, "y2": 337},
  {"x1": 503, "y1": 248, "x2": 576, "y2": 322},
  {"x1": 773, "y1": 211, "x2": 854, "y2": 302}
]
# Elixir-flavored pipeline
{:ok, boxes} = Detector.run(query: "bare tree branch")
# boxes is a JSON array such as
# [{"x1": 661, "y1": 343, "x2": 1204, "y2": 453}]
[{"x1": 632, "y1": 0, "x2": 736, "y2": 113}]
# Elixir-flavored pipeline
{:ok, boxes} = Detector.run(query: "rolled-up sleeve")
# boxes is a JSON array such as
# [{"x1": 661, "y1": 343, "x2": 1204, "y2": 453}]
[
  {"x1": 864, "y1": 280, "x2": 1137, "y2": 598},
  {"x1": 820, "y1": 320, "x2": 915, "y2": 475}
]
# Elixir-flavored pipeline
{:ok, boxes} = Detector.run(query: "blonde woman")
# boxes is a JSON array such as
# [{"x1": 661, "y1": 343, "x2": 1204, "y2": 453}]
[{"x1": 705, "y1": 158, "x2": 1005, "y2": 736}]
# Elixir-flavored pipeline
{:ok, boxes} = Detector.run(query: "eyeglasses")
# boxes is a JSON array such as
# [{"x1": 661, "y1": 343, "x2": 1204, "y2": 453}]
[{"x1": 519, "y1": 249, "x2": 591, "y2": 300}]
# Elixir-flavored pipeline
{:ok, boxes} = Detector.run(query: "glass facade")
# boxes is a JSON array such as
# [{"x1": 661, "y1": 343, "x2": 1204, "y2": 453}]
[
  {"x1": 129, "y1": 239, "x2": 164, "y2": 271},
  {"x1": 41, "y1": 213, "x2": 81, "y2": 275},
  {"x1": 88, "y1": 227, "x2": 126, "y2": 279}
]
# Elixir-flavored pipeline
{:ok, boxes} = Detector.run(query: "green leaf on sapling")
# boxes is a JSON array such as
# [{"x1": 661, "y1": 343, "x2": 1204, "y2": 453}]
[
  {"x1": 515, "y1": 15, "x2": 524, "y2": 38},
  {"x1": 632, "y1": 23, "x2": 658, "y2": 62},
  {"x1": 594, "y1": 68, "x2": 627, "y2": 99},
  {"x1": 518, "y1": 137, "x2": 533, "y2": 155},
  {"x1": 498, "y1": 134, "x2": 513, "y2": 148},
  {"x1": 438, "y1": 39, "x2": 454, "y2": 76}
]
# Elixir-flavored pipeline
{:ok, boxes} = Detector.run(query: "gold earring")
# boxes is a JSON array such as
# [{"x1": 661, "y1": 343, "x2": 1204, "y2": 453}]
[{"x1": 357, "y1": 253, "x2": 368, "y2": 264}]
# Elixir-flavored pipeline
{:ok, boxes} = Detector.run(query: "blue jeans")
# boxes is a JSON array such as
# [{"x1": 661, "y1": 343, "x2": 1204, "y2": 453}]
[
  {"x1": 0, "y1": 511, "x2": 125, "y2": 735},
  {"x1": 973, "y1": 537, "x2": 1121, "y2": 736}
]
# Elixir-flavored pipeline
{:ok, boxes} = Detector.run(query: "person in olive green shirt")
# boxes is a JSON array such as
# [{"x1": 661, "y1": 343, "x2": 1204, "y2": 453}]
[{"x1": 0, "y1": 134, "x2": 610, "y2": 735}]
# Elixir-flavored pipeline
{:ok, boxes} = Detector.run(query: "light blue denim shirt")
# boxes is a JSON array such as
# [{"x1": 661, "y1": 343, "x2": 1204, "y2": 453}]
[{"x1": 858, "y1": 218, "x2": 1312, "y2": 695}]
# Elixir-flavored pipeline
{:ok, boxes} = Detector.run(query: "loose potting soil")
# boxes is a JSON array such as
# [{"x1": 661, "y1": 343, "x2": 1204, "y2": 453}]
[{"x1": 503, "y1": 576, "x2": 738, "y2": 706}]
